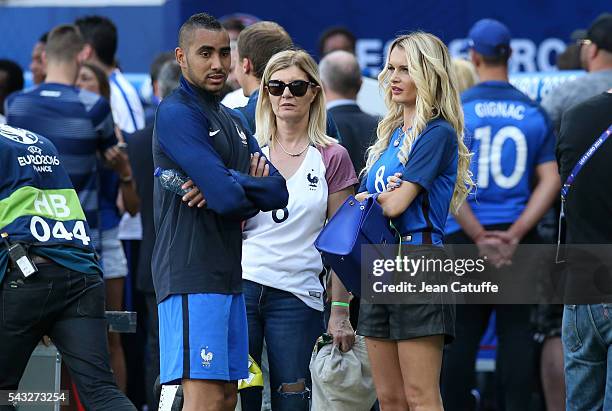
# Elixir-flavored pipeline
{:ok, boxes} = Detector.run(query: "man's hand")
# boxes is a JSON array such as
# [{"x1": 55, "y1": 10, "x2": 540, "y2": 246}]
[
  {"x1": 327, "y1": 308, "x2": 355, "y2": 352},
  {"x1": 488, "y1": 230, "x2": 521, "y2": 266},
  {"x1": 181, "y1": 180, "x2": 206, "y2": 208},
  {"x1": 474, "y1": 231, "x2": 508, "y2": 268},
  {"x1": 249, "y1": 152, "x2": 269, "y2": 177},
  {"x1": 104, "y1": 145, "x2": 131, "y2": 177},
  {"x1": 104, "y1": 126, "x2": 131, "y2": 177}
]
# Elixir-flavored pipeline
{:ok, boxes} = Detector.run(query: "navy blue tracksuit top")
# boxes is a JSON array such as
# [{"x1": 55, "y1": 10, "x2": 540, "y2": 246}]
[{"x1": 152, "y1": 77, "x2": 288, "y2": 303}]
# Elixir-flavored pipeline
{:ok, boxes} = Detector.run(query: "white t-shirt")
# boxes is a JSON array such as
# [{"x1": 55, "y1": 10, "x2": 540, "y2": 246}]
[
  {"x1": 242, "y1": 143, "x2": 357, "y2": 311},
  {"x1": 109, "y1": 69, "x2": 145, "y2": 133},
  {"x1": 221, "y1": 88, "x2": 250, "y2": 109},
  {"x1": 109, "y1": 69, "x2": 145, "y2": 240}
]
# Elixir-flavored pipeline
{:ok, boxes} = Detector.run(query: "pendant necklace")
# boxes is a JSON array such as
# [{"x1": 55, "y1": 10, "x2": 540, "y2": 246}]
[
  {"x1": 276, "y1": 139, "x2": 310, "y2": 157},
  {"x1": 393, "y1": 126, "x2": 412, "y2": 147}
]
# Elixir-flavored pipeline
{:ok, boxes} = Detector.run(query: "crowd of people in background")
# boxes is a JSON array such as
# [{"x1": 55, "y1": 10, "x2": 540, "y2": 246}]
[{"x1": 0, "y1": 9, "x2": 611, "y2": 411}]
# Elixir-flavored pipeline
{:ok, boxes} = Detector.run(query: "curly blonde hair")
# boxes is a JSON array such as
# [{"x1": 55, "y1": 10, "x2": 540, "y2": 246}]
[{"x1": 364, "y1": 32, "x2": 473, "y2": 213}]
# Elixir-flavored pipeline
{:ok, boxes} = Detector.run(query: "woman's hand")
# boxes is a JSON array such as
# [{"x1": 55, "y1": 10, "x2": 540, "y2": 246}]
[
  {"x1": 354, "y1": 192, "x2": 371, "y2": 202},
  {"x1": 249, "y1": 152, "x2": 269, "y2": 177},
  {"x1": 386, "y1": 172, "x2": 403, "y2": 191},
  {"x1": 327, "y1": 308, "x2": 356, "y2": 352}
]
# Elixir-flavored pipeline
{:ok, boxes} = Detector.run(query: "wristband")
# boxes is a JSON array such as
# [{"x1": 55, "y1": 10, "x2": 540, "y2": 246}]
[
  {"x1": 120, "y1": 175, "x2": 133, "y2": 184},
  {"x1": 331, "y1": 301, "x2": 350, "y2": 308}
]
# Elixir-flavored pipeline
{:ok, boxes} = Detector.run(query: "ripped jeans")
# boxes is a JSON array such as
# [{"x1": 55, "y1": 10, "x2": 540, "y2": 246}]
[{"x1": 240, "y1": 280, "x2": 324, "y2": 411}]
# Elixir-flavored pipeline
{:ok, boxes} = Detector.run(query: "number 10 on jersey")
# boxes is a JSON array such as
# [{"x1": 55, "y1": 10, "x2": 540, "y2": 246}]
[{"x1": 474, "y1": 125, "x2": 527, "y2": 189}]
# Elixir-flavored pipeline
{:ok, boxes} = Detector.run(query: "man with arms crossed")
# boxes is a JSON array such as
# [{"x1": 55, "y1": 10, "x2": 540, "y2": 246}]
[{"x1": 152, "y1": 13, "x2": 288, "y2": 411}]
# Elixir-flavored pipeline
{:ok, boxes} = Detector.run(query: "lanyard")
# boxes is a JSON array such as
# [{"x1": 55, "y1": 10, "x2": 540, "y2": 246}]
[
  {"x1": 556, "y1": 124, "x2": 612, "y2": 263},
  {"x1": 110, "y1": 71, "x2": 139, "y2": 132},
  {"x1": 561, "y1": 124, "x2": 612, "y2": 204}
]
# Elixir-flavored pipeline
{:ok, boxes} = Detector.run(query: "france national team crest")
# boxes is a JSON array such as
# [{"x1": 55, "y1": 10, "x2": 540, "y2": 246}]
[
  {"x1": 307, "y1": 170, "x2": 319, "y2": 190},
  {"x1": 200, "y1": 347, "x2": 214, "y2": 368},
  {"x1": 236, "y1": 125, "x2": 248, "y2": 146}
]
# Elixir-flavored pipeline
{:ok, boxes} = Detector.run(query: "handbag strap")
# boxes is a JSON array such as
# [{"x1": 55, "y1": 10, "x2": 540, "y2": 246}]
[{"x1": 367, "y1": 193, "x2": 403, "y2": 256}]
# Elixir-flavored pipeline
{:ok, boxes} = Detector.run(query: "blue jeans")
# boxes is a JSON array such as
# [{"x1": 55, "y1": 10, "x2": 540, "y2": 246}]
[
  {"x1": 563, "y1": 304, "x2": 612, "y2": 411},
  {"x1": 240, "y1": 280, "x2": 324, "y2": 411}
]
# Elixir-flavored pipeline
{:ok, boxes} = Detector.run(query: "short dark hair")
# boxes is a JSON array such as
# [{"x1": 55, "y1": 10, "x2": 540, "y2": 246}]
[
  {"x1": 150, "y1": 51, "x2": 175, "y2": 83},
  {"x1": 222, "y1": 17, "x2": 245, "y2": 33},
  {"x1": 481, "y1": 49, "x2": 511, "y2": 66},
  {"x1": 237, "y1": 21, "x2": 293, "y2": 79},
  {"x1": 0, "y1": 59, "x2": 25, "y2": 94},
  {"x1": 46, "y1": 24, "x2": 85, "y2": 63},
  {"x1": 39, "y1": 32, "x2": 48, "y2": 44},
  {"x1": 178, "y1": 13, "x2": 223, "y2": 50},
  {"x1": 318, "y1": 27, "x2": 356, "y2": 56},
  {"x1": 75, "y1": 15, "x2": 117, "y2": 66}
]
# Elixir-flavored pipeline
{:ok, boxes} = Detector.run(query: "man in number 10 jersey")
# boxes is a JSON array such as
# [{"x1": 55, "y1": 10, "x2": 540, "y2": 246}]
[{"x1": 441, "y1": 19, "x2": 560, "y2": 411}]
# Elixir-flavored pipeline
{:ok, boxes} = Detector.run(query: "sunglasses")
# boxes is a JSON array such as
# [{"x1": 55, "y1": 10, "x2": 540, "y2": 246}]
[{"x1": 266, "y1": 79, "x2": 317, "y2": 97}]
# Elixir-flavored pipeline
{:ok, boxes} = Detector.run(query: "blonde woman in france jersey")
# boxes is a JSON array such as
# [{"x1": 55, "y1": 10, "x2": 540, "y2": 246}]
[{"x1": 355, "y1": 32, "x2": 473, "y2": 410}]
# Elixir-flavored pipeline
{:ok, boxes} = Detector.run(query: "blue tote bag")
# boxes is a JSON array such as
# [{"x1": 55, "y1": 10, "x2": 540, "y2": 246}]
[{"x1": 314, "y1": 194, "x2": 397, "y2": 297}]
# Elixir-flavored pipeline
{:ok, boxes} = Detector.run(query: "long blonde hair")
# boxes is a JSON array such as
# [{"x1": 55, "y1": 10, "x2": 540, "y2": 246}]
[
  {"x1": 255, "y1": 49, "x2": 335, "y2": 148},
  {"x1": 364, "y1": 32, "x2": 473, "y2": 213},
  {"x1": 452, "y1": 58, "x2": 479, "y2": 93}
]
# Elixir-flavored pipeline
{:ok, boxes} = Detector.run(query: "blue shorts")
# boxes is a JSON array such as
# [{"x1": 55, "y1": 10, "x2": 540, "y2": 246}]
[{"x1": 158, "y1": 293, "x2": 248, "y2": 383}]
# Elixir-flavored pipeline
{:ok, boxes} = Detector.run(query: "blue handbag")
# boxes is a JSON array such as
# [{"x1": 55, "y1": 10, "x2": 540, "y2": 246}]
[{"x1": 314, "y1": 194, "x2": 397, "y2": 297}]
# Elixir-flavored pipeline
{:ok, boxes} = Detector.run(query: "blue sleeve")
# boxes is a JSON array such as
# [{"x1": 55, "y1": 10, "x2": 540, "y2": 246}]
[
  {"x1": 156, "y1": 102, "x2": 259, "y2": 219},
  {"x1": 401, "y1": 126, "x2": 457, "y2": 192},
  {"x1": 229, "y1": 134, "x2": 289, "y2": 211},
  {"x1": 535, "y1": 113, "x2": 556, "y2": 165}
]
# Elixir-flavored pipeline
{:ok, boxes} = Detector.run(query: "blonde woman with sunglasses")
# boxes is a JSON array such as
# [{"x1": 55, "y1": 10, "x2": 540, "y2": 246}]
[{"x1": 240, "y1": 49, "x2": 358, "y2": 411}]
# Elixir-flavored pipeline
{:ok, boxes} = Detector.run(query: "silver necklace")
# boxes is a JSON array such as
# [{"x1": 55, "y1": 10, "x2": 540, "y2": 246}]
[
  {"x1": 276, "y1": 139, "x2": 310, "y2": 157},
  {"x1": 393, "y1": 126, "x2": 412, "y2": 147}
]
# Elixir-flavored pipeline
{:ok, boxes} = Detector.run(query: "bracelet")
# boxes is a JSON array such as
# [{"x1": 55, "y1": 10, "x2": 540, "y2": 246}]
[
  {"x1": 331, "y1": 301, "x2": 350, "y2": 308},
  {"x1": 119, "y1": 175, "x2": 133, "y2": 184}
]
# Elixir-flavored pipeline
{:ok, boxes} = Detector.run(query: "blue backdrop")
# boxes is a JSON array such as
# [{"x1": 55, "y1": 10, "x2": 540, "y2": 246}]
[{"x1": 0, "y1": 0, "x2": 608, "y2": 74}]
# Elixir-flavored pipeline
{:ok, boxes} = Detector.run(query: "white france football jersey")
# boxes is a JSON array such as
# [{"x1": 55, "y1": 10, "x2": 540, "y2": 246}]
[{"x1": 242, "y1": 143, "x2": 357, "y2": 311}]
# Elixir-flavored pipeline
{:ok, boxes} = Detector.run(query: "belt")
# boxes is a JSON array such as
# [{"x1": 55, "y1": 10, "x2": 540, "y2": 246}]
[
  {"x1": 8, "y1": 255, "x2": 53, "y2": 270},
  {"x1": 32, "y1": 256, "x2": 53, "y2": 265},
  {"x1": 400, "y1": 232, "x2": 443, "y2": 245}
]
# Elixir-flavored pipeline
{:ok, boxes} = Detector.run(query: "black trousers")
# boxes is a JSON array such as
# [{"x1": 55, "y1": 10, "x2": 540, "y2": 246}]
[
  {"x1": 441, "y1": 304, "x2": 536, "y2": 411},
  {"x1": 440, "y1": 225, "x2": 537, "y2": 411},
  {"x1": 0, "y1": 262, "x2": 135, "y2": 411},
  {"x1": 144, "y1": 292, "x2": 160, "y2": 411}
]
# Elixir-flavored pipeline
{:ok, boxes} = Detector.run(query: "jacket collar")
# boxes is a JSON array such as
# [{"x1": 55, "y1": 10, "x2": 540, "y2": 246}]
[{"x1": 180, "y1": 76, "x2": 221, "y2": 106}]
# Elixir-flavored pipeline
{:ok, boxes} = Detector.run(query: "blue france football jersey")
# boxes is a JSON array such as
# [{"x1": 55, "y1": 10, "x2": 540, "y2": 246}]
[
  {"x1": 361, "y1": 119, "x2": 458, "y2": 245},
  {"x1": 445, "y1": 81, "x2": 555, "y2": 234},
  {"x1": 6, "y1": 83, "x2": 117, "y2": 251}
]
